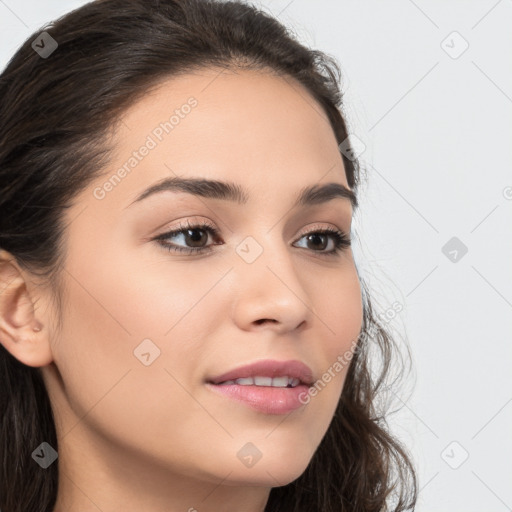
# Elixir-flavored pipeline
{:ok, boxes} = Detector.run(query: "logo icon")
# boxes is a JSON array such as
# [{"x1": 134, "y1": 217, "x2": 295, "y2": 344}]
[
  {"x1": 133, "y1": 338, "x2": 161, "y2": 366},
  {"x1": 237, "y1": 442, "x2": 263, "y2": 468},
  {"x1": 442, "y1": 236, "x2": 468, "y2": 263}
]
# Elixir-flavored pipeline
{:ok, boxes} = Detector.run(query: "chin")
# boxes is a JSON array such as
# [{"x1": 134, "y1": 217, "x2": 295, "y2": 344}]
[
  {"x1": 230, "y1": 466, "x2": 309, "y2": 488},
  {"x1": 223, "y1": 450, "x2": 313, "y2": 488}
]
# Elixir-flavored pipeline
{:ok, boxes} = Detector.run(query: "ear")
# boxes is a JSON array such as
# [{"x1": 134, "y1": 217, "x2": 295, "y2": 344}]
[{"x1": 0, "y1": 249, "x2": 53, "y2": 367}]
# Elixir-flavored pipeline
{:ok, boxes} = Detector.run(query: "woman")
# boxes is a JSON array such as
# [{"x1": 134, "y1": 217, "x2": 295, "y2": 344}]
[{"x1": 0, "y1": 0, "x2": 417, "y2": 510}]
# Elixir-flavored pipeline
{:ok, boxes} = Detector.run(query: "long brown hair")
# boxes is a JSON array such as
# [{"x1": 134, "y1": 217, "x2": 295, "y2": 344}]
[{"x1": 0, "y1": 1, "x2": 417, "y2": 510}]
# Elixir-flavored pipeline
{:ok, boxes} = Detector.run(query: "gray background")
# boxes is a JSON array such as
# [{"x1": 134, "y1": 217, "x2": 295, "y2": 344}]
[{"x1": 1, "y1": 1, "x2": 511, "y2": 510}]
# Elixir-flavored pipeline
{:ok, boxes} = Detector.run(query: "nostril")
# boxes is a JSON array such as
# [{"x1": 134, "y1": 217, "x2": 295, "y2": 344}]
[{"x1": 255, "y1": 319, "x2": 276, "y2": 325}]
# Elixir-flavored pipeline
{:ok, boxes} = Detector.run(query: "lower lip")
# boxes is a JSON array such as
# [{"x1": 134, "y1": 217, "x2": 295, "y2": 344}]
[{"x1": 205, "y1": 382, "x2": 310, "y2": 415}]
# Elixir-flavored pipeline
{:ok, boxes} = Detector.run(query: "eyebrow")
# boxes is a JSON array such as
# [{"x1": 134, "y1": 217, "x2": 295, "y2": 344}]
[{"x1": 127, "y1": 176, "x2": 358, "y2": 210}]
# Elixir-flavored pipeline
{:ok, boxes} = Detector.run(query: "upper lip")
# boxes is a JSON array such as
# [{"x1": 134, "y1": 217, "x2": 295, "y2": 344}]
[{"x1": 207, "y1": 359, "x2": 315, "y2": 386}]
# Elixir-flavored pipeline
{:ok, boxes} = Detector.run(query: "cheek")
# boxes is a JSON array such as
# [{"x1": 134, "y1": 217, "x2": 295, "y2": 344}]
[
  {"x1": 53, "y1": 237, "x2": 228, "y2": 415},
  {"x1": 51, "y1": 261, "x2": 218, "y2": 469},
  {"x1": 93, "y1": 248, "x2": 230, "y2": 339},
  {"x1": 310, "y1": 259, "x2": 363, "y2": 359},
  {"x1": 295, "y1": 263, "x2": 363, "y2": 419}
]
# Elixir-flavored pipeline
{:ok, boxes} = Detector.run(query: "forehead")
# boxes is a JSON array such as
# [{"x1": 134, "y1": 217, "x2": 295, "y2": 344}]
[{"x1": 87, "y1": 67, "x2": 350, "y2": 212}]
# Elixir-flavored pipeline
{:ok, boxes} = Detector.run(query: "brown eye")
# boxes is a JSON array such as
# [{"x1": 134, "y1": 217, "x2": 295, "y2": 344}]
[
  {"x1": 180, "y1": 228, "x2": 209, "y2": 248},
  {"x1": 154, "y1": 220, "x2": 221, "y2": 254},
  {"x1": 293, "y1": 227, "x2": 351, "y2": 256},
  {"x1": 153, "y1": 221, "x2": 350, "y2": 257},
  {"x1": 304, "y1": 232, "x2": 329, "y2": 251}
]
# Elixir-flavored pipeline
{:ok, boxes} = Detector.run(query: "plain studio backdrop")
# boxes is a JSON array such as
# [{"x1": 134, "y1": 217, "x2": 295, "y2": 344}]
[{"x1": 1, "y1": 1, "x2": 511, "y2": 510}]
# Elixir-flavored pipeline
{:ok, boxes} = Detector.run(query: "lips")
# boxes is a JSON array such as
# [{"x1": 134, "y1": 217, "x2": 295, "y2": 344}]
[{"x1": 206, "y1": 359, "x2": 315, "y2": 386}]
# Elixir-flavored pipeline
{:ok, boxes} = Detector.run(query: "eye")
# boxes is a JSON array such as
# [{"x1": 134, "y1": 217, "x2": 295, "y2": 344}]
[
  {"x1": 153, "y1": 220, "x2": 351, "y2": 256},
  {"x1": 294, "y1": 225, "x2": 351, "y2": 255},
  {"x1": 153, "y1": 219, "x2": 221, "y2": 255}
]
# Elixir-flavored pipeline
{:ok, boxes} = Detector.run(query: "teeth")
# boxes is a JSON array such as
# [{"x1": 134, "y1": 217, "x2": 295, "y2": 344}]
[
  {"x1": 263, "y1": 376, "x2": 288, "y2": 387},
  {"x1": 254, "y1": 376, "x2": 273, "y2": 386},
  {"x1": 218, "y1": 376, "x2": 301, "y2": 387},
  {"x1": 236, "y1": 377, "x2": 255, "y2": 385}
]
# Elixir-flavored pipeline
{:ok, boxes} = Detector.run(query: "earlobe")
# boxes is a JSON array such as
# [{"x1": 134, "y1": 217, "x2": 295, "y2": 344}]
[{"x1": 0, "y1": 250, "x2": 53, "y2": 368}]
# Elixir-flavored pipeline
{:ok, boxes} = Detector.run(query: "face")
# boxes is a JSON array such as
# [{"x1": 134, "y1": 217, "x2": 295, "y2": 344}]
[{"x1": 39, "y1": 68, "x2": 363, "y2": 506}]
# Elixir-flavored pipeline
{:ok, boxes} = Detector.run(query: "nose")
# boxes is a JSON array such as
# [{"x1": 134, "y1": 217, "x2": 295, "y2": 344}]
[{"x1": 230, "y1": 242, "x2": 313, "y2": 334}]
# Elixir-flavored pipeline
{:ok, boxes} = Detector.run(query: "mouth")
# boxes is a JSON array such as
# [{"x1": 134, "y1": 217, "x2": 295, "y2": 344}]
[
  {"x1": 210, "y1": 376, "x2": 306, "y2": 388},
  {"x1": 205, "y1": 359, "x2": 315, "y2": 415},
  {"x1": 206, "y1": 359, "x2": 315, "y2": 387}
]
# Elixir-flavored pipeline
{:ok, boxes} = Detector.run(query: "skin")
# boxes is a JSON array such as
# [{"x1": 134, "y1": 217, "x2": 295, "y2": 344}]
[{"x1": 0, "y1": 67, "x2": 363, "y2": 512}]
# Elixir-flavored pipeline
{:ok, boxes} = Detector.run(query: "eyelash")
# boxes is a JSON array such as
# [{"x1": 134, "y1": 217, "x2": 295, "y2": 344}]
[{"x1": 153, "y1": 220, "x2": 351, "y2": 257}]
